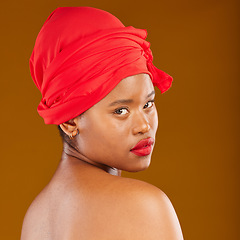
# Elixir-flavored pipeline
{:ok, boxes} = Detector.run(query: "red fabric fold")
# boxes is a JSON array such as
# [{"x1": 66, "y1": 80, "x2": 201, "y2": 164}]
[{"x1": 30, "y1": 7, "x2": 173, "y2": 125}]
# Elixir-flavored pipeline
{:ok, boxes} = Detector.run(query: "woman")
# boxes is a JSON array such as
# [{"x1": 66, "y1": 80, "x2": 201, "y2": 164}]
[{"x1": 21, "y1": 7, "x2": 184, "y2": 239}]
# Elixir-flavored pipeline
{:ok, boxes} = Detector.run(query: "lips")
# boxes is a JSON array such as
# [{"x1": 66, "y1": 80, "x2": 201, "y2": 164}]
[{"x1": 130, "y1": 137, "x2": 154, "y2": 156}]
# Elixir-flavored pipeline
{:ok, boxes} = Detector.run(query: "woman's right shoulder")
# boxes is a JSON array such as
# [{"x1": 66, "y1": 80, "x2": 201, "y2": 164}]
[
  {"x1": 65, "y1": 175, "x2": 184, "y2": 239},
  {"x1": 108, "y1": 177, "x2": 184, "y2": 239}
]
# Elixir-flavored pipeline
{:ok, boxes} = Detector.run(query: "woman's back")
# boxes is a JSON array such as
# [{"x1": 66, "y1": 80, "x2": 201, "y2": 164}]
[{"x1": 21, "y1": 158, "x2": 183, "y2": 240}]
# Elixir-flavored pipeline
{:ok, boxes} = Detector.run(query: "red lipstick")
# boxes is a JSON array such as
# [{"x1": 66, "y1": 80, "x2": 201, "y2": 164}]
[{"x1": 130, "y1": 137, "x2": 154, "y2": 156}]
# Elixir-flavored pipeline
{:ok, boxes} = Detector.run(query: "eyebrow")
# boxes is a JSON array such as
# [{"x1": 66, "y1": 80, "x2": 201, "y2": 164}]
[
  {"x1": 108, "y1": 90, "x2": 155, "y2": 107},
  {"x1": 147, "y1": 90, "x2": 155, "y2": 98}
]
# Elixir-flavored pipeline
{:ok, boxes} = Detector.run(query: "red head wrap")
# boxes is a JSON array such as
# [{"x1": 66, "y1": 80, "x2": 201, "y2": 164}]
[{"x1": 30, "y1": 7, "x2": 173, "y2": 125}]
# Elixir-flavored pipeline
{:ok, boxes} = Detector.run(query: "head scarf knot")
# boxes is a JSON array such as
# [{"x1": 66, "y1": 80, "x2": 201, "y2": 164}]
[{"x1": 30, "y1": 7, "x2": 173, "y2": 124}]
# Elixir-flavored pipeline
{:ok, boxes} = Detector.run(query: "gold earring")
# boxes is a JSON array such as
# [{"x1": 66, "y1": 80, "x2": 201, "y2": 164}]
[
  {"x1": 69, "y1": 129, "x2": 79, "y2": 139},
  {"x1": 69, "y1": 132, "x2": 73, "y2": 139}
]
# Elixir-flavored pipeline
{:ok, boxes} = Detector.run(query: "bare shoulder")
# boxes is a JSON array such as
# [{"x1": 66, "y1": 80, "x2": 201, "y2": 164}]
[
  {"x1": 109, "y1": 177, "x2": 184, "y2": 240},
  {"x1": 21, "y1": 171, "x2": 184, "y2": 240},
  {"x1": 64, "y1": 175, "x2": 184, "y2": 240}
]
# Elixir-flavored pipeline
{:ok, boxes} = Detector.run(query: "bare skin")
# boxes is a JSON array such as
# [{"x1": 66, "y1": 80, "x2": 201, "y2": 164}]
[{"x1": 21, "y1": 74, "x2": 184, "y2": 240}]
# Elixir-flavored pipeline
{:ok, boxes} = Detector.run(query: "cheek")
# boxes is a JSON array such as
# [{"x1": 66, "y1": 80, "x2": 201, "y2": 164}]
[
  {"x1": 79, "y1": 117, "x2": 131, "y2": 167},
  {"x1": 80, "y1": 114, "x2": 127, "y2": 151},
  {"x1": 150, "y1": 108, "x2": 158, "y2": 132}
]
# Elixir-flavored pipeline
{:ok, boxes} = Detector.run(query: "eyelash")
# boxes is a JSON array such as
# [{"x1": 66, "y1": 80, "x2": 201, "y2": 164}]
[
  {"x1": 114, "y1": 108, "x2": 129, "y2": 115},
  {"x1": 114, "y1": 100, "x2": 155, "y2": 115},
  {"x1": 143, "y1": 100, "x2": 155, "y2": 109}
]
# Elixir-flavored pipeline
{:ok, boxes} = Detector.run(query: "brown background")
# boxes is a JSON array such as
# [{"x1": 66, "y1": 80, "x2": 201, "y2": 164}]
[{"x1": 0, "y1": 0, "x2": 239, "y2": 239}]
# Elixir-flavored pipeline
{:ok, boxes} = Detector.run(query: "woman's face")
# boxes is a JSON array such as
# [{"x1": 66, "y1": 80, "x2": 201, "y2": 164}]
[{"x1": 75, "y1": 73, "x2": 158, "y2": 172}]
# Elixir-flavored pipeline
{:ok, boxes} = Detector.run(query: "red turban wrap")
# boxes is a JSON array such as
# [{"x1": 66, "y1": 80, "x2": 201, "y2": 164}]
[{"x1": 30, "y1": 7, "x2": 173, "y2": 125}]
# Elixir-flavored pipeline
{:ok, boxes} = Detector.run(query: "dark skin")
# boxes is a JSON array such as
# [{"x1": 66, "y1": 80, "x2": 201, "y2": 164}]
[{"x1": 21, "y1": 74, "x2": 184, "y2": 240}]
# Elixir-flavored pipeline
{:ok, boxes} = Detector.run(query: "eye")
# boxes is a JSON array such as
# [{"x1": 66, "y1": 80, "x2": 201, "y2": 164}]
[
  {"x1": 114, "y1": 108, "x2": 129, "y2": 115},
  {"x1": 144, "y1": 100, "x2": 154, "y2": 109}
]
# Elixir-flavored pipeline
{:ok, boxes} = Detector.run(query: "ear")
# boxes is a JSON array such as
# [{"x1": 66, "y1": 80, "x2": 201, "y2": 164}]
[{"x1": 59, "y1": 118, "x2": 79, "y2": 137}]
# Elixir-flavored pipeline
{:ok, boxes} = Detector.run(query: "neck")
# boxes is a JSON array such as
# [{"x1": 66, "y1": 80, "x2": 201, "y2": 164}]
[{"x1": 61, "y1": 142, "x2": 122, "y2": 176}]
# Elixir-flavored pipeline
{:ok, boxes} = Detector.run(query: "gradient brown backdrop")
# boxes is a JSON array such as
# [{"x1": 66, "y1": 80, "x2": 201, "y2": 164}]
[{"x1": 0, "y1": 0, "x2": 239, "y2": 239}]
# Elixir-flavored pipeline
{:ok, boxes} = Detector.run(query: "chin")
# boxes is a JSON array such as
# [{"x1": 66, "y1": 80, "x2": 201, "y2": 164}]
[{"x1": 123, "y1": 156, "x2": 152, "y2": 172}]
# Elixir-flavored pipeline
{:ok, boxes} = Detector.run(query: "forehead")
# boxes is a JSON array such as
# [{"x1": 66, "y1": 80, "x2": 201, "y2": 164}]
[{"x1": 102, "y1": 73, "x2": 154, "y2": 102}]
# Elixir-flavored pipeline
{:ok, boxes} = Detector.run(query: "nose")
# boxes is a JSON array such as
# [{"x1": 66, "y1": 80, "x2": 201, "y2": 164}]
[{"x1": 132, "y1": 112, "x2": 151, "y2": 135}]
